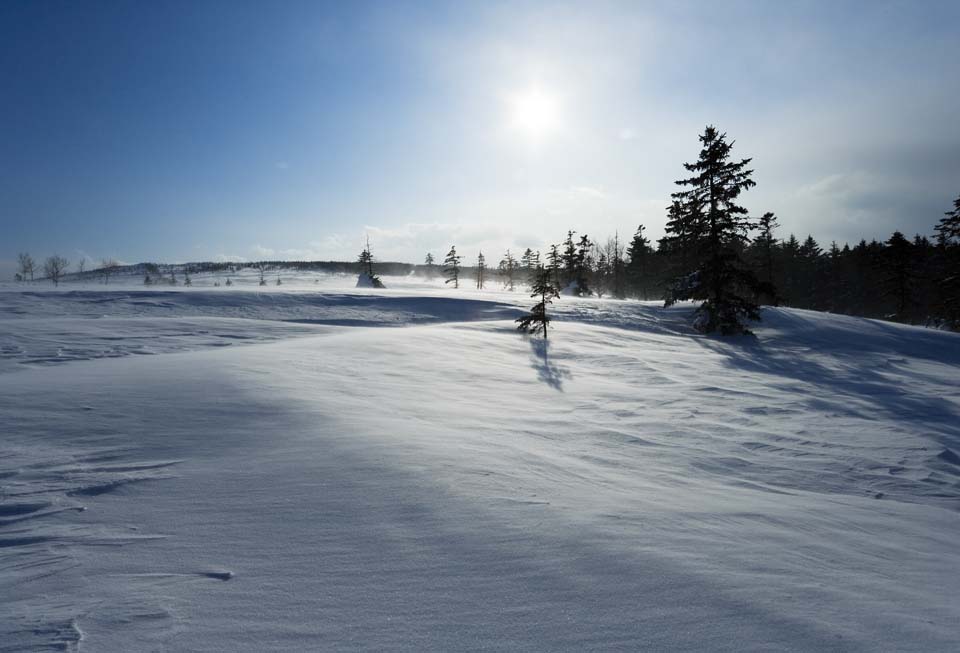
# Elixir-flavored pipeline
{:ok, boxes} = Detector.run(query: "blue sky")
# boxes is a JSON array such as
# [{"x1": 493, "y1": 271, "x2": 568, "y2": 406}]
[{"x1": 1, "y1": 0, "x2": 958, "y2": 274}]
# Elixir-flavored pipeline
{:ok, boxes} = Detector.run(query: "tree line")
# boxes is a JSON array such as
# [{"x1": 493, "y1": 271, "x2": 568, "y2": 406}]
[{"x1": 425, "y1": 126, "x2": 959, "y2": 335}]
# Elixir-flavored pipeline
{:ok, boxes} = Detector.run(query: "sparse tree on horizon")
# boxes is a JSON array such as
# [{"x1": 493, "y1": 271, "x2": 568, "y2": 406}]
[
  {"x1": 17, "y1": 252, "x2": 35, "y2": 282},
  {"x1": 498, "y1": 250, "x2": 519, "y2": 291},
  {"x1": 43, "y1": 255, "x2": 69, "y2": 286},
  {"x1": 444, "y1": 246, "x2": 461, "y2": 288},
  {"x1": 357, "y1": 236, "x2": 384, "y2": 288},
  {"x1": 424, "y1": 252, "x2": 436, "y2": 279},
  {"x1": 476, "y1": 251, "x2": 486, "y2": 289},
  {"x1": 100, "y1": 258, "x2": 119, "y2": 284}
]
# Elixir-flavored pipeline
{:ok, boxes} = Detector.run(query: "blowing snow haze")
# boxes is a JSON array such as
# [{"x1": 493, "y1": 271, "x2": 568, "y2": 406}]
[
  {"x1": 1, "y1": 1, "x2": 959, "y2": 272},
  {"x1": 2, "y1": 2, "x2": 960, "y2": 652}
]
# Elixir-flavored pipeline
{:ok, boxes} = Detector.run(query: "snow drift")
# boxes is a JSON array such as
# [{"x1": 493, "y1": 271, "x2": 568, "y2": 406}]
[{"x1": 1, "y1": 277, "x2": 958, "y2": 651}]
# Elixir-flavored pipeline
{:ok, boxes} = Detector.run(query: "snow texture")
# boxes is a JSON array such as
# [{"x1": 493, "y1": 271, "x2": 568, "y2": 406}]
[{"x1": 1, "y1": 272, "x2": 959, "y2": 651}]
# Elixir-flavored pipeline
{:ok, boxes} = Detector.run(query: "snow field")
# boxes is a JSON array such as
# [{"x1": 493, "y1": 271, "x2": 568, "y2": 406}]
[{"x1": 1, "y1": 275, "x2": 959, "y2": 651}]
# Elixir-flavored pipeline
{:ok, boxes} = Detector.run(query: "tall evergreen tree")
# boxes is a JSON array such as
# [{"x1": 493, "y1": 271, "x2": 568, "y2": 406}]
[
  {"x1": 572, "y1": 234, "x2": 593, "y2": 296},
  {"x1": 520, "y1": 248, "x2": 540, "y2": 286},
  {"x1": 516, "y1": 265, "x2": 560, "y2": 339},
  {"x1": 546, "y1": 244, "x2": 562, "y2": 288},
  {"x1": 883, "y1": 231, "x2": 915, "y2": 321},
  {"x1": 610, "y1": 232, "x2": 626, "y2": 299},
  {"x1": 476, "y1": 251, "x2": 487, "y2": 289},
  {"x1": 424, "y1": 252, "x2": 437, "y2": 279},
  {"x1": 561, "y1": 230, "x2": 577, "y2": 286},
  {"x1": 753, "y1": 212, "x2": 779, "y2": 304},
  {"x1": 444, "y1": 246, "x2": 461, "y2": 288},
  {"x1": 934, "y1": 194, "x2": 960, "y2": 327},
  {"x1": 665, "y1": 125, "x2": 769, "y2": 334},
  {"x1": 625, "y1": 224, "x2": 651, "y2": 299}
]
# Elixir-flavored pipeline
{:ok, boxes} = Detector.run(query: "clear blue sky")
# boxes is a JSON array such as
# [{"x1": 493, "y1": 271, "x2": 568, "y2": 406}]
[{"x1": 2, "y1": 0, "x2": 958, "y2": 274}]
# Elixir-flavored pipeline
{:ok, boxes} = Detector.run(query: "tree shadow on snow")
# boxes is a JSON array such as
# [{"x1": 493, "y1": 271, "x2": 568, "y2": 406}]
[
  {"x1": 694, "y1": 328, "x2": 960, "y2": 452},
  {"x1": 528, "y1": 338, "x2": 572, "y2": 391}
]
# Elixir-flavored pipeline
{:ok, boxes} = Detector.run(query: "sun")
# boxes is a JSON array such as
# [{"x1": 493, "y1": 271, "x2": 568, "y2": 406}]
[{"x1": 507, "y1": 87, "x2": 562, "y2": 142}]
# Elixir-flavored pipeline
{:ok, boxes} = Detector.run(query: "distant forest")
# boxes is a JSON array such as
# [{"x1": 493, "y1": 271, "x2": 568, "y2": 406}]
[{"x1": 13, "y1": 127, "x2": 960, "y2": 333}]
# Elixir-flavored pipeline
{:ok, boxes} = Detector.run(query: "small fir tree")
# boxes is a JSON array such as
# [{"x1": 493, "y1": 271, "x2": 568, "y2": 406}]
[
  {"x1": 476, "y1": 251, "x2": 487, "y2": 289},
  {"x1": 357, "y1": 236, "x2": 384, "y2": 288},
  {"x1": 444, "y1": 246, "x2": 461, "y2": 288},
  {"x1": 516, "y1": 265, "x2": 560, "y2": 339}
]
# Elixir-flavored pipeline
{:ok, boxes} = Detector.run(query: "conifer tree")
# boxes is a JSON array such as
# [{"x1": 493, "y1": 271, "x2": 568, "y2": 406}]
[
  {"x1": 424, "y1": 252, "x2": 436, "y2": 279},
  {"x1": 546, "y1": 244, "x2": 562, "y2": 288},
  {"x1": 610, "y1": 232, "x2": 626, "y2": 299},
  {"x1": 561, "y1": 230, "x2": 577, "y2": 286},
  {"x1": 476, "y1": 251, "x2": 486, "y2": 289},
  {"x1": 883, "y1": 231, "x2": 915, "y2": 321},
  {"x1": 572, "y1": 234, "x2": 593, "y2": 296},
  {"x1": 753, "y1": 212, "x2": 779, "y2": 303},
  {"x1": 444, "y1": 246, "x2": 461, "y2": 288},
  {"x1": 934, "y1": 194, "x2": 960, "y2": 327},
  {"x1": 357, "y1": 236, "x2": 384, "y2": 288},
  {"x1": 184, "y1": 270, "x2": 192, "y2": 286},
  {"x1": 498, "y1": 250, "x2": 518, "y2": 290},
  {"x1": 520, "y1": 248, "x2": 539, "y2": 286},
  {"x1": 665, "y1": 125, "x2": 769, "y2": 334},
  {"x1": 258, "y1": 262, "x2": 267, "y2": 286},
  {"x1": 516, "y1": 265, "x2": 560, "y2": 339},
  {"x1": 626, "y1": 225, "x2": 651, "y2": 299}
]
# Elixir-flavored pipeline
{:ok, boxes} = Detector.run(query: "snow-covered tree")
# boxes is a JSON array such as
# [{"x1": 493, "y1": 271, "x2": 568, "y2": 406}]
[
  {"x1": 43, "y1": 255, "x2": 69, "y2": 286},
  {"x1": 258, "y1": 262, "x2": 267, "y2": 286},
  {"x1": 516, "y1": 265, "x2": 560, "y2": 339},
  {"x1": 183, "y1": 269, "x2": 192, "y2": 286},
  {"x1": 665, "y1": 125, "x2": 769, "y2": 334},
  {"x1": 444, "y1": 246, "x2": 461, "y2": 288},
  {"x1": 424, "y1": 252, "x2": 436, "y2": 279}
]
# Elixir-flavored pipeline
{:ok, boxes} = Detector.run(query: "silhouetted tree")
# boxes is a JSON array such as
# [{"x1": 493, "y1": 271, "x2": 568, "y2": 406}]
[
  {"x1": 516, "y1": 265, "x2": 560, "y2": 339},
  {"x1": 498, "y1": 250, "x2": 518, "y2": 290},
  {"x1": 546, "y1": 244, "x2": 562, "y2": 288},
  {"x1": 444, "y1": 246, "x2": 461, "y2": 288},
  {"x1": 17, "y1": 252, "x2": 34, "y2": 281},
  {"x1": 520, "y1": 248, "x2": 540, "y2": 286},
  {"x1": 665, "y1": 125, "x2": 769, "y2": 334},
  {"x1": 626, "y1": 225, "x2": 651, "y2": 299},
  {"x1": 881, "y1": 231, "x2": 915, "y2": 321},
  {"x1": 357, "y1": 236, "x2": 384, "y2": 288},
  {"x1": 424, "y1": 252, "x2": 436, "y2": 279},
  {"x1": 476, "y1": 251, "x2": 486, "y2": 289},
  {"x1": 44, "y1": 255, "x2": 69, "y2": 286},
  {"x1": 752, "y1": 212, "x2": 780, "y2": 304}
]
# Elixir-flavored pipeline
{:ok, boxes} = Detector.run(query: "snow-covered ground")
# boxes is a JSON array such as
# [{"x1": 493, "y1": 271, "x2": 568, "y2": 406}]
[{"x1": 2, "y1": 272, "x2": 959, "y2": 651}]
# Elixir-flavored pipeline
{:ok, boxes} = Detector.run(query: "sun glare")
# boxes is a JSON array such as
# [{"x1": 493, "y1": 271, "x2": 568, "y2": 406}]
[{"x1": 508, "y1": 87, "x2": 562, "y2": 143}]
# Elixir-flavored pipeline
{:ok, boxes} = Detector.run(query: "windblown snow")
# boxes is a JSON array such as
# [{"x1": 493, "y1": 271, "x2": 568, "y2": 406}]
[{"x1": 1, "y1": 272, "x2": 959, "y2": 651}]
